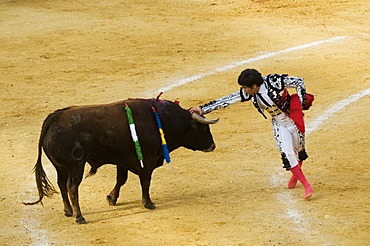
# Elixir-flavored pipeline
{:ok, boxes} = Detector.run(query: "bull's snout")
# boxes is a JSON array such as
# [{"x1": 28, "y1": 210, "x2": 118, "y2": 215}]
[{"x1": 203, "y1": 143, "x2": 216, "y2": 152}]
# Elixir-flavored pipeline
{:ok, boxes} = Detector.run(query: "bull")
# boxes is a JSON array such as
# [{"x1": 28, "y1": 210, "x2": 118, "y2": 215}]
[{"x1": 24, "y1": 98, "x2": 218, "y2": 224}]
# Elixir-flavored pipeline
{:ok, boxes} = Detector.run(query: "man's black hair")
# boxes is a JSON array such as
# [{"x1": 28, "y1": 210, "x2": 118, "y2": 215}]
[{"x1": 238, "y1": 68, "x2": 264, "y2": 87}]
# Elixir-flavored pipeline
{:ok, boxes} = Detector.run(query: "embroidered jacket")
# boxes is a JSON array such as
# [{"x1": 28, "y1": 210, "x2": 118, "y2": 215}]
[{"x1": 200, "y1": 74, "x2": 306, "y2": 118}]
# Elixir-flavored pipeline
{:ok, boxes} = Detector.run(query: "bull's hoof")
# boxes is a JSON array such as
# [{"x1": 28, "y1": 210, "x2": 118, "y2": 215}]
[
  {"x1": 64, "y1": 209, "x2": 73, "y2": 217},
  {"x1": 76, "y1": 217, "x2": 87, "y2": 224},
  {"x1": 144, "y1": 202, "x2": 156, "y2": 210},
  {"x1": 106, "y1": 195, "x2": 117, "y2": 206}
]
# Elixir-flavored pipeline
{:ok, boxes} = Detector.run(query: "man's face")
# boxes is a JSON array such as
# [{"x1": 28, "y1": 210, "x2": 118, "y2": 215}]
[{"x1": 242, "y1": 84, "x2": 259, "y2": 95}]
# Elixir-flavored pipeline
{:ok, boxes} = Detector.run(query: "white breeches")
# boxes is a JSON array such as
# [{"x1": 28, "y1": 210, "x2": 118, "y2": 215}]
[{"x1": 271, "y1": 114, "x2": 299, "y2": 168}]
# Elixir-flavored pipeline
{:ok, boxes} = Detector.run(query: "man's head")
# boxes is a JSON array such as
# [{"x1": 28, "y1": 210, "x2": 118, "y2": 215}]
[{"x1": 238, "y1": 68, "x2": 263, "y2": 95}]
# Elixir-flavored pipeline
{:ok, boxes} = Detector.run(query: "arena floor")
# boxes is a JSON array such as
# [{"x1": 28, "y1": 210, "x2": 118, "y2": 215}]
[{"x1": 1, "y1": 0, "x2": 369, "y2": 245}]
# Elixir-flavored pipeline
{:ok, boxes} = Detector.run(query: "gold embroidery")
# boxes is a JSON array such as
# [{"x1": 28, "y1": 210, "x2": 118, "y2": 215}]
[{"x1": 266, "y1": 105, "x2": 282, "y2": 116}]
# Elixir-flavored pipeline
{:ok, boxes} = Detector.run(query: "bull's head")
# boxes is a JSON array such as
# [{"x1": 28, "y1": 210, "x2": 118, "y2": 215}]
[{"x1": 182, "y1": 113, "x2": 218, "y2": 152}]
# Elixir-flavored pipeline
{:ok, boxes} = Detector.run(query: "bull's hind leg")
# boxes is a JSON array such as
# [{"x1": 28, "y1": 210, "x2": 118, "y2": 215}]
[
  {"x1": 139, "y1": 171, "x2": 156, "y2": 209},
  {"x1": 107, "y1": 166, "x2": 128, "y2": 205},
  {"x1": 56, "y1": 167, "x2": 73, "y2": 217},
  {"x1": 67, "y1": 163, "x2": 87, "y2": 224}
]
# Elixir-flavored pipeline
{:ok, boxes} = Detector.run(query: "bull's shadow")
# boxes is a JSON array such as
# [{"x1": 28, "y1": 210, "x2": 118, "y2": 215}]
[
  {"x1": 81, "y1": 200, "x2": 148, "y2": 223},
  {"x1": 78, "y1": 181, "x2": 241, "y2": 224}
]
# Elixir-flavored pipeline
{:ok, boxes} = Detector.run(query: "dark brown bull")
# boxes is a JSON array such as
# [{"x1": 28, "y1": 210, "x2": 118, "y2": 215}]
[{"x1": 24, "y1": 98, "x2": 218, "y2": 224}]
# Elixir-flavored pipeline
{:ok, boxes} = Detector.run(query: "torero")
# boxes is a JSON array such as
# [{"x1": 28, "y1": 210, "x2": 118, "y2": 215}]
[{"x1": 190, "y1": 68, "x2": 314, "y2": 199}]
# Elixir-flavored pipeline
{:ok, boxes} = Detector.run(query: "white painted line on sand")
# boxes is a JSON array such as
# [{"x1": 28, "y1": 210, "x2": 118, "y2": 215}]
[
  {"x1": 306, "y1": 87, "x2": 370, "y2": 136},
  {"x1": 153, "y1": 36, "x2": 349, "y2": 94},
  {"x1": 27, "y1": 36, "x2": 353, "y2": 245}
]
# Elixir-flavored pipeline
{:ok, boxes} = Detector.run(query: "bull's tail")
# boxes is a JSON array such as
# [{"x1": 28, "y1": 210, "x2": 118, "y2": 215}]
[{"x1": 24, "y1": 112, "x2": 59, "y2": 205}]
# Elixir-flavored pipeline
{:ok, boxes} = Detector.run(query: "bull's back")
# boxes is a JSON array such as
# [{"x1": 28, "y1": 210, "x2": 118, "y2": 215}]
[{"x1": 42, "y1": 102, "x2": 128, "y2": 163}]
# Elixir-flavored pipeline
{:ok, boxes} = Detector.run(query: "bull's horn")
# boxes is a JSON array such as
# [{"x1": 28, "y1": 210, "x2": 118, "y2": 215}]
[{"x1": 191, "y1": 113, "x2": 219, "y2": 124}]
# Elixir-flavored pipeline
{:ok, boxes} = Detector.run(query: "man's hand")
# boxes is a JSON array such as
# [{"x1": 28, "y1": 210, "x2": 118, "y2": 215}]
[{"x1": 189, "y1": 106, "x2": 203, "y2": 115}]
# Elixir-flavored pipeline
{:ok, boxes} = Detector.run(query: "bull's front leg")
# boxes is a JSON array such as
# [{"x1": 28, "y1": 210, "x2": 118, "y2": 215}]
[
  {"x1": 139, "y1": 171, "x2": 156, "y2": 209},
  {"x1": 107, "y1": 166, "x2": 128, "y2": 205}
]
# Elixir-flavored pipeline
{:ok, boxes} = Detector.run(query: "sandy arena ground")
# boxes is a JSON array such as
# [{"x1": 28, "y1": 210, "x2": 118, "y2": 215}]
[{"x1": 1, "y1": 0, "x2": 369, "y2": 245}]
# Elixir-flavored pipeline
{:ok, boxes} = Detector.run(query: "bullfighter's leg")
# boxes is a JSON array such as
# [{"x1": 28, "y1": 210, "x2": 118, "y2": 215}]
[
  {"x1": 67, "y1": 163, "x2": 87, "y2": 224},
  {"x1": 278, "y1": 123, "x2": 313, "y2": 199},
  {"x1": 288, "y1": 160, "x2": 302, "y2": 189},
  {"x1": 56, "y1": 167, "x2": 73, "y2": 217},
  {"x1": 107, "y1": 166, "x2": 128, "y2": 205},
  {"x1": 139, "y1": 171, "x2": 155, "y2": 209},
  {"x1": 288, "y1": 94, "x2": 308, "y2": 187}
]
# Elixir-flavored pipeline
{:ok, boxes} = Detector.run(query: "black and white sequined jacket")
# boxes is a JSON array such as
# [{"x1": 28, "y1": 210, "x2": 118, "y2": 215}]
[{"x1": 200, "y1": 74, "x2": 307, "y2": 119}]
